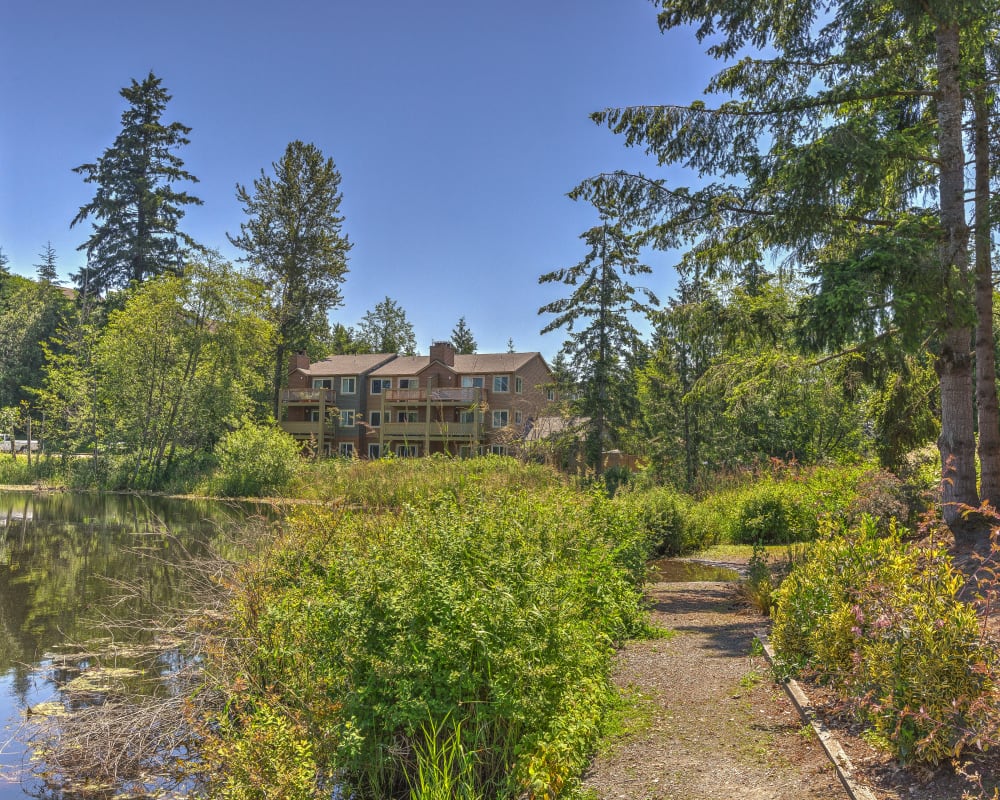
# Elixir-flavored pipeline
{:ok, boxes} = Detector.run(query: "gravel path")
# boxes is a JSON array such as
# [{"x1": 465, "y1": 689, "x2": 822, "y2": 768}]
[{"x1": 581, "y1": 580, "x2": 847, "y2": 800}]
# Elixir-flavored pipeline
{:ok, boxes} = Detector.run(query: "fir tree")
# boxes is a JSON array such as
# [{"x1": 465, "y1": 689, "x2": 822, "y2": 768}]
[
  {"x1": 71, "y1": 72, "x2": 202, "y2": 296},
  {"x1": 450, "y1": 317, "x2": 477, "y2": 354},
  {"x1": 539, "y1": 192, "x2": 657, "y2": 472},
  {"x1": 584, "y1": 0, "x2": 990, "y2": 535},
  {"x1": 357, "y1": 296, "x2": 417, "y2": 355},
  {"x1": 35, "y1": 242, "x2": 59, "y2": 283}
]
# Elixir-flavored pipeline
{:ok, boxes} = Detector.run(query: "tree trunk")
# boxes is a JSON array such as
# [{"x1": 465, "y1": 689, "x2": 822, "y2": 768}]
[
  {"x1": 973, "y1": 78, "x2": 1000, "y2": 505},
  {"x1": 272, "y1": 342, "x2": 286, "y2": 421},
  {"x1": 934, "y1": 22, "x2": 980, "y2": 536}
]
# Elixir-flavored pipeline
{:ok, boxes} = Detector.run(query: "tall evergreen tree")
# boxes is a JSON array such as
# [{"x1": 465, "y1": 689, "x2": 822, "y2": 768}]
[
  {"x1": 539, "y1": 193, "x2": 657, "y2": 472},
  {"x1": 229, "y1": 141, "x2": 352, "y2": 416},
  {"x1": 583, "y1": 0, "x2": 993, "y2": 536},
  {"x1": 71, "y1": 72, "x2": 202, "y2": 296},
  {"x1": 35, "y1": 242, "x2": 59, "y2": 283},
  {"x1": 450, "y1": 316, "x2": 477, "y2": 354},
  {"x1": 357, "y1": 296, "x2": 417, "y2": 355}
]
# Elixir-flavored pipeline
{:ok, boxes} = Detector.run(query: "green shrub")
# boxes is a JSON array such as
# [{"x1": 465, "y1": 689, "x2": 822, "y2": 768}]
[
  {"x1": 771, "y1": 517, "x2": 996, "y2": 764},
  {"x1": 204, "y1": 468, "x2": 647, "y2": 799},
  {"x1": 212, "y1": 423, "x2": 300, "y2": 497},
  {"x1": 202, "y1": 700, "x2": 319, "y2": 800},
  {"x1": 601, "y1": 465, "x2": 633, "y2": 498},
  {"x1": 729, "y1": 483, "x2": 814, "y2": 544},
  {"x1": 0, "y1": 454, "x2": 62, "y2": 485},
  {"x1": 615, "y1": 486, "x2": 703, "y2": 556},
  {"x1": 685, "y1": 463, "x2": 909, "y2": 546}
]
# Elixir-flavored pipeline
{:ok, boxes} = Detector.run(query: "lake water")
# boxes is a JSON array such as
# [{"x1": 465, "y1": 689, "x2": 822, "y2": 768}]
[
  {"x1": 646, "y1": 557, "x2": 742, "y2": 582},
  {"x1": 0, "y1": 490, "x2": 264, "y2": 798}
]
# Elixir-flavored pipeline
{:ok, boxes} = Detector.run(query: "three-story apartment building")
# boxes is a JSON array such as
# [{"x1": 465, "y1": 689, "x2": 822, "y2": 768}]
[
  {"x1": 282, "y1": 352, "x2": 397, "y2": 456},
  {"x1": 280, "y1": 342, "x2": 555, "y2": 458}
]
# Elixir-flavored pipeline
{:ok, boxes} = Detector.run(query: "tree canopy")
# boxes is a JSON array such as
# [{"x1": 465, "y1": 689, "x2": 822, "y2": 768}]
[
  {"x1": 357, "y1": 296, "x2": 417, "y2": 355},
  {"x1": 71, "y1": 72, "x2": 202, "y2": 296},
  {"x1": 229, "y1": 140, "x2": 352, "y2": 415}
]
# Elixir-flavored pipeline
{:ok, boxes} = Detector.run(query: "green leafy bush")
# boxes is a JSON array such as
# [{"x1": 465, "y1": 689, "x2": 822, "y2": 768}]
[
  {"x1": 685, "y1": 463, "x2": 914, "y2": 546},
  {"x1": 615, "y1": 486, "x2": 704, "y2": 556},
  {"x1": 728, "y1": 483, "x2": 815, "y2": 544},
  {"x1": 771, "y1": 517, "x2": 996, "y2": 764},
  {"x1": 202, "y1": 699, "x2": 319, "y2": 800},
  {"x1": 204, "y1": 466, "x2": 648, "y2": 798},
  {"x1": 212, "y1": 423, "x2": 300, "y2": 497}
]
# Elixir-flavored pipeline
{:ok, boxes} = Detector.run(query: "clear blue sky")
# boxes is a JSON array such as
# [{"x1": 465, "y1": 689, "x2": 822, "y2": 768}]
[{"x1": 1, "y1": 1, "x2": 718, "y2": 358}]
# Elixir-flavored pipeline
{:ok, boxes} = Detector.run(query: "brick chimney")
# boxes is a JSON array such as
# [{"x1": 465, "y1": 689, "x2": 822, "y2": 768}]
[
  {"x1": 429, "y1": 340, "x2": 456, "y2": 367},
  {"x1": 289, "y1": 351, "x2": 311, "y2": 374}
]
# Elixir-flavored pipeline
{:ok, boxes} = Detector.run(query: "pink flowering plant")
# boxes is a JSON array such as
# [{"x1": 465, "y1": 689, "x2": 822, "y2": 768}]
[{"x1": 771, "y1": 515, "x2": 998, "y2": 764}]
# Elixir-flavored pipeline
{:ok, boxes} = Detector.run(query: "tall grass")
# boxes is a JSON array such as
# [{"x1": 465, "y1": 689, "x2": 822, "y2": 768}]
[{"x1": 288, "y1": 453, "x2": 565, "y2": 508}]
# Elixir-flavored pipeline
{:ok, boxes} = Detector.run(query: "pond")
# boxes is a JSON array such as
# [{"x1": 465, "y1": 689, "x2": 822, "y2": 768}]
[
  {"x1": 0, "y1": 490, "x2": 266, "y2": 798},
  {"x1": 647, "y1": 557, "x2": 742, "y2": 583}
]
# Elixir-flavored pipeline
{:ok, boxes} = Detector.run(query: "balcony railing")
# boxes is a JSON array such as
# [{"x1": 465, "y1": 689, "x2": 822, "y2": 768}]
[
  {"x1": 281, "y1": 388, "x2": 335, "y2": 404},
  {"x1": 380, "y1": 421, "x2": 480, "y2": 439},
  {"x1": 281, "y1": 421, "x2": 337, "y2": 436},
  {"x1": 383, "y1": 387, "x2": 482, "y2": 404}
]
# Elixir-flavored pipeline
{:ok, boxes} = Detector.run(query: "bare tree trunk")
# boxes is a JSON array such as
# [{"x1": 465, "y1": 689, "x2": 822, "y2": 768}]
[
  {"x1": 272, "y1": 342, "x2": 286, "y2": 421},
  {"x1": 973, "y1": 77, "x2": 1000, "y2": 505},
  {"x1": 935, "y1": 22, "x2": 980, "y2": 537}
]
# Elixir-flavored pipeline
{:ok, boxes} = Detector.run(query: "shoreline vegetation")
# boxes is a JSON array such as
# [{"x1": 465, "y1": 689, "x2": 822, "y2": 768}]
[{"x1": 18, "y1": 452, "x2": 991, "y2": 800}]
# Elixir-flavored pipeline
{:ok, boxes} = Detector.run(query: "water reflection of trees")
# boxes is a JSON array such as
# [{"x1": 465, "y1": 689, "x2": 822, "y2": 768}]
[
  {"x1": 0, "y1": 492, "x2": 258, "y2": 696},
  {"x1": 0, "y1": 491, "x2": 267, "y2": 799}
]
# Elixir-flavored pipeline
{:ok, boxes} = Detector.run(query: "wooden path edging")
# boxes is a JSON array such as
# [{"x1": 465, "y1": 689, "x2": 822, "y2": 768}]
[{"x1": 754, "y1": 630, "x2": 879, "y2": 800}]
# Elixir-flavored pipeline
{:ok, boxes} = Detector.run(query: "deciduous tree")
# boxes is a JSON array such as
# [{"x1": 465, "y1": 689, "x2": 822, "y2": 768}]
[{"x1": 229, "y1": 141, "x2": 351, "y2": 415}]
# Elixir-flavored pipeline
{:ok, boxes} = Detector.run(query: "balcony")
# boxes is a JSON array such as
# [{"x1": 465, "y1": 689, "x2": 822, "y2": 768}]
[
  {"x1": 281, "y1": 421, "x2": 337, "y2": 437},
  {"x1": 281, "y1": 388, "x2": 335, "y2": 405},
  {"x1": 383, "y1": 387, "x2": 482, "y2": 404},
  {"x1": 380, "y1": 421, "x2": 480, "y2": 439}
]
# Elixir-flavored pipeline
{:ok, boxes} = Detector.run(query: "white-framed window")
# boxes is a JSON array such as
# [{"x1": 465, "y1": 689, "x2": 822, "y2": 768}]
[
  {"x1": 492, "y1": 409, "x2": 509, "y2": 428},
  {"x1": 397, "y1": 410, "x2": 418, "y2": 423},
  {"x1": 339, "y1": 442, "x2": 354, "y2": 457},
  {"x1": 341, "y1": 376, "x2": 357, "y2": 394},
  {"x1": 546, "y1": 388, "x2": 556, "y2": 402},
  {"x1": 515, "y1": 410, "x2": 523, "y2": 425},
  {"x1": 370, "y1": 411, "x2": 381, "y2": 428},
  {"x1": 492, "y1": 375, "x2": 509, "y2": 392},
  {"x1": 515, "y1": 376, "x2": 523, "y2": 393},
  {"x1": 368, "y1": 443, "x2": 381, "y2": 459},
  {"x1": 461, "y1": 376, "x2": 485, "y2": 389},
  {"x1": 398, "y1": 378, "x2": 418, "y2": 389},
  {"x1": 397, "y1": 444, "x2": 418, "y2": 457},
  {"x1": 306, "y1": 409, "x2": 321, "y2": 422},
  {"x1": 459, "y1": 410, "x2": 480, "y2": 424},
  {"x1": 340, "y1": 409, "x2": 356, "y2": 427},
  {"x1": 490, "y1": 445, "x2": 508, "y2": 456},
  {"x1": 312, "y1": 378, "x2": 333, "y2": 389},
  {"x1": 370, "y1": 378, "x2": 391, "y2": 394}
]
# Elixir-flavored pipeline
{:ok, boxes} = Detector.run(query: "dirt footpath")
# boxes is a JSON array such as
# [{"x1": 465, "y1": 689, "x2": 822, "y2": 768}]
[{"x1": 582, "y1": 579, "x2": 846, "y2": 800}]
